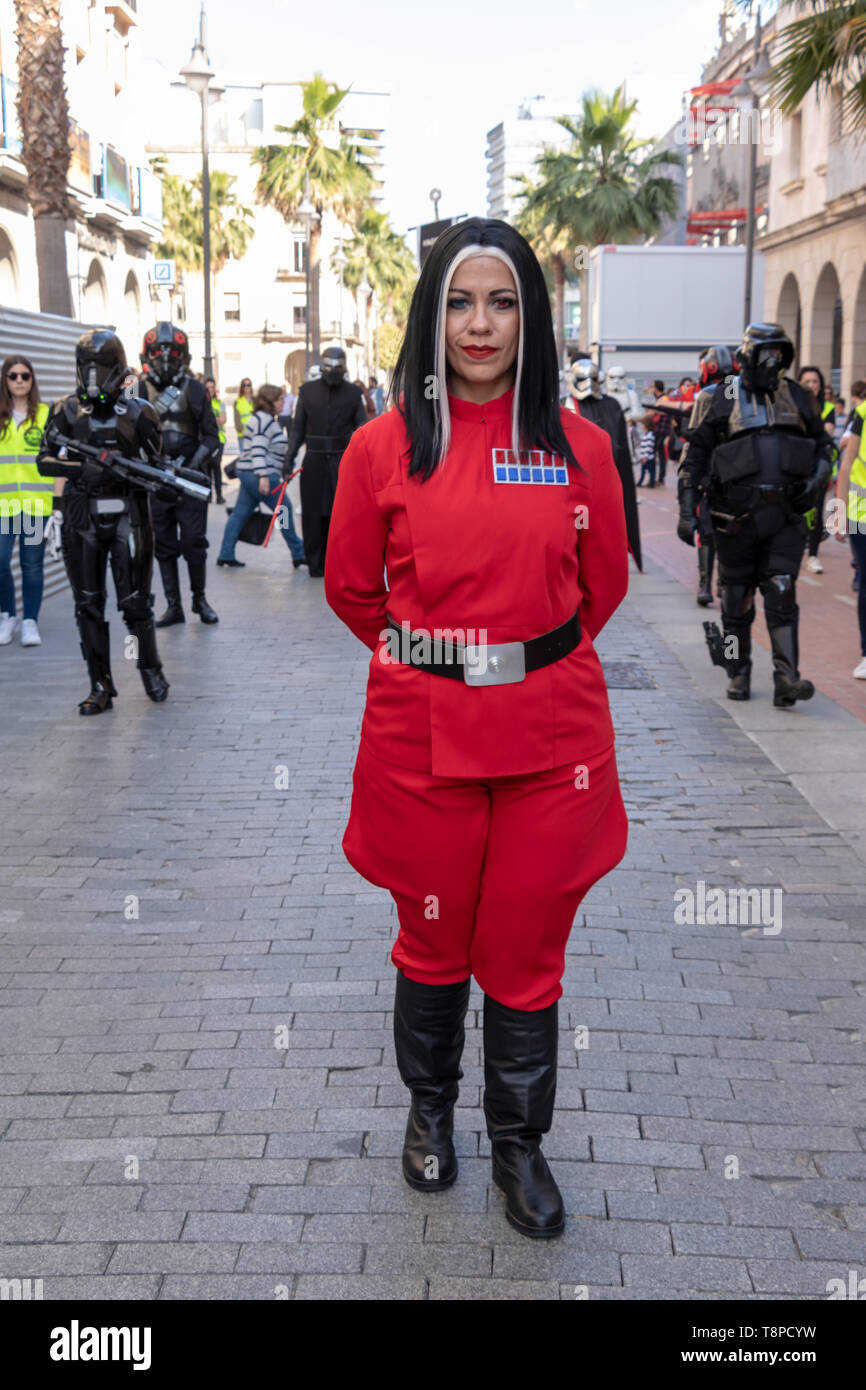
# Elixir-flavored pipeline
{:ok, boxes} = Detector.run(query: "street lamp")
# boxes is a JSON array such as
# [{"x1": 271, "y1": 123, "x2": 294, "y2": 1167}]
[
  {"x1": 429, "y1": 187, "x2": 441, "y2": 221},
  {"x1": 730, "y1": 9, "x2": 772, "y2": 328},
  {"x1": 297, "y1": 174, "x2": 315, "y2": 376},
  {"x1": 334, "y1": 241, "x2": 347, "y2": 351},
  {"x1": 179, "y1": 4, "x2": 216, "y2": 379},
  {"x1": 358, "y1": 270, "x2": 372, "y2": 378}
]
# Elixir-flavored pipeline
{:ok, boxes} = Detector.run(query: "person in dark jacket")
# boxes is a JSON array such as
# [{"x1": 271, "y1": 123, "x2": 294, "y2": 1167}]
[
  {"x1": 283, "y1": 347, "x2": 367, "y2": 576},
  {"x1": 139, "y1": 323, "x2": 220, "y2": 626}
]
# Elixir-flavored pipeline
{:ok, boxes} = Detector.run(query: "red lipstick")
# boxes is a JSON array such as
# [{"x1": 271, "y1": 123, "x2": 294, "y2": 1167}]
[{"x1": 462, "y1": 346, "x2": 497, "y2": 359}]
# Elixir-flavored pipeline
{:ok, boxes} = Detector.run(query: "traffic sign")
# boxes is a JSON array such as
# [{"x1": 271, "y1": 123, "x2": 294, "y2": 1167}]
[{"x1": 151, "y1": 259, "x2": 176, "y2": 288}]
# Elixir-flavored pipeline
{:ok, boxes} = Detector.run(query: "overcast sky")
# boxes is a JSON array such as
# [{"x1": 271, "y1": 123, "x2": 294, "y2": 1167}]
[{"x1": 140, "y1": 0, "x2": 735, "y2": 238}]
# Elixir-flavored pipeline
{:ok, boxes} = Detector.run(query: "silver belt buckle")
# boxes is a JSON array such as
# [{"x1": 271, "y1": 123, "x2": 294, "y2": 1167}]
[
  {"x1": 93, "y1": 498, "x2": 126, "y2": 514},
  {"x1": 462, "y1": 638, "x2": 526, "y2": 687}
]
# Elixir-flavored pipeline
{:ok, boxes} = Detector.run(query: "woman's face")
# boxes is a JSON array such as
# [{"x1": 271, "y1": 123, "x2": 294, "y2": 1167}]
[
  {"x1": 444, "y1": 255, "x2": 519, "y2": 398},
  {"x1": 273, "y1": 393, "x2": 285, "y2": 415},
  {"x1": 800, "y1": 370, "x2": 822, "y2": 398},
  {"x1": 6, "y1": 361, "x2": 32, "y2": 402},
  {"x1": 241, "y1": 380, "x2": 252, "y2": 397}
]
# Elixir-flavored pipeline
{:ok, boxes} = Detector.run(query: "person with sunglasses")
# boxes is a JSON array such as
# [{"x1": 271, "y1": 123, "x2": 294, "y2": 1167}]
[{"x1": 0, "y1": 356, "x2": 53, "y2": 647}]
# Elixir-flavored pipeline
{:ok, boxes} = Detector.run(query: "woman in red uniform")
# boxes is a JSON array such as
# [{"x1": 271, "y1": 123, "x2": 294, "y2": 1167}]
[{"x1": 325, "y1": 218, "x2": 629, "y2": 1239}]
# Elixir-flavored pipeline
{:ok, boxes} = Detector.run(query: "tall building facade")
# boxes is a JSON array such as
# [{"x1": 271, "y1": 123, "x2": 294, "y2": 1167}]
[
  {"x1": 146, "y1": 75, "x2": 388, "y2": 395},
  {"x1": 0, "y1": 0, "x2": 162, "y2": 350}
]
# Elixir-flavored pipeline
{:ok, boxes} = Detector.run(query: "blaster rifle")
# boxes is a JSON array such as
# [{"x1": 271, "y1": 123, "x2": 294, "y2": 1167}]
[
  {"x1": 703, "y1": 620, "x2": 729, "y2": 669},
  {"x1": 49, "y1": 434, "x2": 211, "y2": 502}
]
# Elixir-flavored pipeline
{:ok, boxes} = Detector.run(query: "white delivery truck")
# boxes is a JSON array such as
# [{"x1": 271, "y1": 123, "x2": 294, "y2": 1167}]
[{"x1": 586, "y1": 244, "x2": 765, "y2": 392}]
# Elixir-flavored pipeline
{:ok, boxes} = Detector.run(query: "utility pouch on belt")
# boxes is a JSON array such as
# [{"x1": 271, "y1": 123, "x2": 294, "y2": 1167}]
[
  {"x1": 710, "y1": 437, "x2": 761, "y2": 488},
  {"x1": 778, "y1": 435, "x2": 817, "y2": 482}
]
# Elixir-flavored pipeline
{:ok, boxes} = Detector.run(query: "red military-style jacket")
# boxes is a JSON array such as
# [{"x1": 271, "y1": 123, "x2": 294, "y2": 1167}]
[{"x1": 324, "y1": 385, "x2": 629, "y2": 779}]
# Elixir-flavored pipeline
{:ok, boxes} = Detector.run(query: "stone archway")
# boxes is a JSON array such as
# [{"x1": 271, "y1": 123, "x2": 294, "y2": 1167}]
[
  {"x1": 83, "y1": 259, "x2": 108, "y2": 323},
  {"x1": 776, "y1": 272, "x2": 801, "y2": 368},
  {"x1": 121, "y1": 271, "x2": 142, "y2": 363},
  {"x1": 0, "y1": 228, "x2": 20, "y2": 306},
  {"x1": 810, "y1": 261, "x2": 842, "y2": 384}
]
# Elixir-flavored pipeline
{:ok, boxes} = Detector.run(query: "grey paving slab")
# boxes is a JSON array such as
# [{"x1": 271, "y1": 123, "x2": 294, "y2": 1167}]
[{"x1": 1, "y1": 534, "x2": 864, "y2": 1298}]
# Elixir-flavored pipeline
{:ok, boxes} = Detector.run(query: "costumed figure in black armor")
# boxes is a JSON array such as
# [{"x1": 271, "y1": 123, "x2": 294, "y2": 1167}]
[
  {"x1": 37, "y1": 331, "x2": 173, "y2": 714},
  {"x1": 677, "y1": 323, "x2": 832, "y2": 707},
  {"x1": 139, "y1": 323, "x2": 220, "y2": 626},
  {"x1": 284, "y1": 346, "x2": 367, "y2": 576},
  {"x1": 569, "y1": 357, "x2": 642, "y2": 572},
  {"x1": 680, "y1": 346, "x2": 738, "y2": 607}
]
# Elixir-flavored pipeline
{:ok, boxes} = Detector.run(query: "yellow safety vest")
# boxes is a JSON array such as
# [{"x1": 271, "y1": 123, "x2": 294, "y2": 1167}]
[
  {"x1": 211, "y1": 397, "x2": 226, "y2": 445},
  {"x1": 0, "y1": 403, "x2": 52, "y2": 518},
  {"x1": 235, "y1": 396, "x2": 254, "y2": 431},
  {"x1": 848, "y1": 401, "x2": 866, "y2": 525}
]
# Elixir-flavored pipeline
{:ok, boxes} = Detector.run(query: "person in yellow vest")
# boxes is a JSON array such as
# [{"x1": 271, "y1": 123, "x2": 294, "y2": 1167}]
[
  {"x1": 205, "y1": 376, "x2": 227, "y2": 504},
  {"x1": 835, "y1": 388, "x2": 866, "y2": 679},
  {"x1": 798, "y1": 366, "x2": 836, "y2": 574},
  {"x1": 0, "y1": 356, "x2": 55, "y2": 648},
  {"x1": 233, "y1": 378, "x2": 254, "y2": 448}
]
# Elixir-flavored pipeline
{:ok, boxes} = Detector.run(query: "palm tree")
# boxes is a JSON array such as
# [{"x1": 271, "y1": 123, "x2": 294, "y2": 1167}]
[
  {"x1": 156, "y1": 170, "x2": 255, "y2": 274},
  {"x1": 760, "y1": 1, "x2": 866, "y2": 134},
  {"x1": 513, "y1": 180, "x2": 575, "y2": 367},
  {"x1": 516, "y1": 86, "x2": 683, "y2": 354},
  {"x1": 251, "y1": 73, "x2": 375, "y2": 358},
  {"x1": 335, "y1": 208, "x2": 416, "y2": 361},
  {"x1": 155, "y1": 168, "x2": 255, "y2": 325},
  {"x1": 13, "y1": 0, "x2": 73, "y2": 316}
]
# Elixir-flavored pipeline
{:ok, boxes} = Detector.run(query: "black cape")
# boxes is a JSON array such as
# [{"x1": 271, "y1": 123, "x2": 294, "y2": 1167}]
[{"x1": 572, "y1": 393, "x2": 642, "y2": 572}]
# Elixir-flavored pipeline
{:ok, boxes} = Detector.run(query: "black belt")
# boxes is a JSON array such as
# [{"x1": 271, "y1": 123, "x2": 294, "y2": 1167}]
[
  {"x1": 385, "y1": 611, "x2": 581, "y2": 687},
  {"x1": 305, "y1": 434, "x2": 351, "y2": 453}
]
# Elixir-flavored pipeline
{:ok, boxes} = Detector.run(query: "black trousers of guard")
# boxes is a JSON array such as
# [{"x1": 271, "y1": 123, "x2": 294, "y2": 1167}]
[
  {"x1": 150, "y1": 493, "x2": 209, "y2": 565},
  {"x1": 713, "y1": 504, "x2": 807, "y2": 673},
  {"x1": 60, "y1": 489, "x2": 163, "y2": 689},
  {"x1": 300, "y1": 451, "x2": 339, "y2": 577}
]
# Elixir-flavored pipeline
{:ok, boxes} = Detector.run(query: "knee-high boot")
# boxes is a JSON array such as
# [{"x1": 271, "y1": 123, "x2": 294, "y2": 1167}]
[
  {"x1": 483, "y1": 993, "x2": 565, "y2": 1238},
  {"x1": 188, "y1": 558, "x2": 219, "y2": 624},
  {"x1": 155, "y1": 558, "x2": 185, "y2": 627},
  {"x1": 696, "y1": 543, "x2": 713, "y2": 606},
  {"x1": 769, "y1": 623, "x2": 814, "y2": 707},
  {"x1": 393, "y1": 970, "x2": 471, "y2": 1191}
]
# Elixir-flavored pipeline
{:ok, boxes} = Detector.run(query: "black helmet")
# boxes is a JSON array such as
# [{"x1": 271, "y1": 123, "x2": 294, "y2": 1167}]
[
  {"x1": 735, "y1": 323, "x2": 793, "y2": 393},
  {"x1": 141, "y1": 322, "x2": 190, "y2": 387},
  {"x1": 698, "y1": 345, "x2": 736, "y2": 388},
  {"x1": 76, "y1": 330, "x2": 128, "y2": 407},
  {"x1": 319, "y1": 346, "x2": 346, "y2": 387}
]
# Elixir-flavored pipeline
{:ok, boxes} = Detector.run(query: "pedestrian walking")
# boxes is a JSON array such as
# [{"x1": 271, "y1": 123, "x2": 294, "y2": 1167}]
[
  {"x1": 369, "y1": 376, "x2": 385, "y2": 415},
  {"x1": 798, "y1": 366, "x2": 836, "y2": 574},
  {"x1": 835, "y1": 383, "x2": 866, "y2": 679},
  {"x1": 217, "y1": 383, "x2": 306, "y2": 569},
  {"x1": 0, "y1": 355, "x2": 53, "y2": 648},
  {"x1": 635, "y1": 422, "x2": 656, "y2": 487},
  {"x1": 278, "y1": 386, "x2": 296, "y2": 436},
  {"x1": 233, "y1": 377, "x2": 255, "y2": 445},
  {"x1": 325, "y1": 217, "x2": 629, "y2": 1239},
  {"x1": 205, "y1": 377, "x2": 227, "y2": 504},
  {"x1": 354, "y1": 378, "x2": 378, "y2": 421}
]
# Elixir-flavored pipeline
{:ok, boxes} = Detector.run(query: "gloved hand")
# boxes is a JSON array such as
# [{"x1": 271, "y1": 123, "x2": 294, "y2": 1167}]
[
  {"x1": 43, "y1": 510, "x2": 63, "y2": 561},
  {"x1": 677, "y1": 485, "x2": 699, "y2": 546},
  {"x1": 281, "y1": 460, "x2": 296, "y2": 482},
  {"x1": 791, "y1": 455, "x2": 832, "y2": 513}
]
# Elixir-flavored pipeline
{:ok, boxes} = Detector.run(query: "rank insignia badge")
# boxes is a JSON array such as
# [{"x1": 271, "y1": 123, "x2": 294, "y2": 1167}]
[{"x1": 492, "y1": 449, "x2": 568, "y2": 484}]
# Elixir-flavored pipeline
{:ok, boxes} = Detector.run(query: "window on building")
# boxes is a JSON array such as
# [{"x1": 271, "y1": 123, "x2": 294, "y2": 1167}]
[
  {"x1": 293, "y1": 239, "x2": 307, "y2": 274},
  {"x1": 293, "y1": 304, "x2": 307, "y2": 332},
  {"x1": 789, "y1": 112, "x2": 802, "y2": 179},
  {"x1": 223, "y1": 292, "x2": 240, "y2": 322},
  {"x1": 829, "y1": 85, "x2": 843, "y2": 142}
]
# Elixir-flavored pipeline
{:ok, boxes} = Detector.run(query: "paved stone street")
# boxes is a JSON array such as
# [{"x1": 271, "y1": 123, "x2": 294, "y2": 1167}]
[{"x1": 1, "y1": 491, "x2": 865, "y2": 1301}]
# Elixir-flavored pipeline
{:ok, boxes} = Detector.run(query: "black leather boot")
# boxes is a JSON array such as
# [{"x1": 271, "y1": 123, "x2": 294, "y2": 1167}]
[
  {"x1": 393, "y1": 970, "x2": 471, "y2": 1191},
  {"x1": 189, "y1": 560, "x2": 219, "y2": 624},
  {"x1": 770, "y1": 624, "x2": 814, "y2": 707},
  {"x1": 132, "y1": 615, "x2": 169, "y2": 702},
  {"x1": 484, "y1": 994, "x2": 564, "y2": 1238},
  {"x1": 155, "y1": 559, "x2": 185, "y2": 627},
  {"x1": 696, "y1": 544, "x2": 713, "y2": 606},
  {"x1": 726, "y1": 659, "x2": 752, "y2": 701},
  {"x1": 78, "y1": 623, "x2": 117, "y2": 715}
]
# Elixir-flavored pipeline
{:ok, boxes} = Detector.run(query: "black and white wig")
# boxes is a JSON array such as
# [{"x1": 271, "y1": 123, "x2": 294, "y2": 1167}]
[{"x1": 391, "y1": 217, "x2": 579, "y2": 480}]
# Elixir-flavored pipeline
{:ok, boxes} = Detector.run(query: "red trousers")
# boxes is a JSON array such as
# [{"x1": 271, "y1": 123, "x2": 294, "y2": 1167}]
[{"x1": 343, "y1": 740, "x2": 628, "y2": 1011}]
